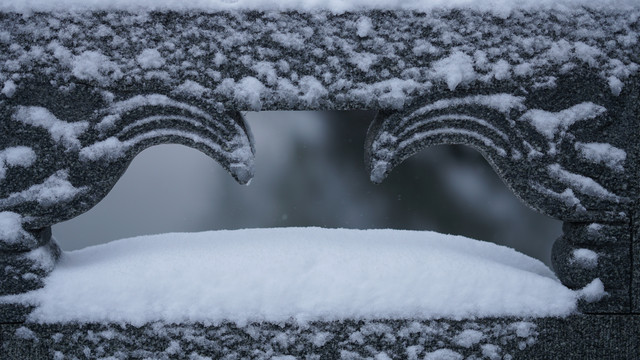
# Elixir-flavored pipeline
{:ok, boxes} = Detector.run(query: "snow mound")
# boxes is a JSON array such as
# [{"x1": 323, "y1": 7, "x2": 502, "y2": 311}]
[{"x1": 7, "y1": 228, "x2": 578, "y2": 325}]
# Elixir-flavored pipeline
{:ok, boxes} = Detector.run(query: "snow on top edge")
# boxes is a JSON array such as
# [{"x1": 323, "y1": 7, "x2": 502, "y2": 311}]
[{"x1": 1, "y1": 0, "x2": 639, "y2": 14}]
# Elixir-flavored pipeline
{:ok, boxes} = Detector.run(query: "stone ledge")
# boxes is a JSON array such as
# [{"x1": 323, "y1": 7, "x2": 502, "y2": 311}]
[
  {"x1": 1, "y1": 10, "x2": 638, "y2": 111},
  {"x1": 1, "y1": 315, "x2": 638, "y2": 359}
]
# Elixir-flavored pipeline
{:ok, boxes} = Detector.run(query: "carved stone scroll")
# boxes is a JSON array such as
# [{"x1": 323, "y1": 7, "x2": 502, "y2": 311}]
[{"x1": 366, "y1": 70, "x2": 639, "y2": 313}]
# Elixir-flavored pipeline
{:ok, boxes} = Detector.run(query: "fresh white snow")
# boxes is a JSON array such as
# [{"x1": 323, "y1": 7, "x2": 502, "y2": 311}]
[
  {"x1": 424, "y1": 349, "x2": 463, "y2": 360},
  {"x1": 575, "y1": 142, "x2": 626, "y2": 172},
  {"x1": 72, "y1": 50, "x2": 123, "y2": 84},
  {"x1": 356, "y1": 16, "x2": 374, "y2": 38},
  {"x1": 571, "y1": 248, "x2": 599, "y2": 269},
  {"x1": 1, "y1": 227, "x2": 585, "y2": 326},
  {"x1": 1, "y1": 79, "x2": 16, "y2": 98},
  {"x1": 452, "y1": 329, "x2": 484, "y2": 348},
  {"x1": 0, "y1": 146, "x2": 36, "y2": 181},
  {"x1": 577, "y1": 278, "x2": 606, "y2": 303},
  {"x1": 530, "y1": 183, "x2": 586, "y2": 213},
  {"x1": 431, "y1": 52, "x2": 477, "y2": 91},
  {"x1": 12, "y1": 106, "x2": 89, "y2": 150},
  {"x1": 136, "y1": 49, "x2": 166, "y2": 70},
  {"x1": 233, "y1": 77, "x2": 266, "y2": 110},
  {"x1": 0, "y1": 211, "x2": 30, "y2": 245},
  {"x1": 0, "y1": 170, "x2": 87, "y2": 208},
  {"x1": 1, "y1": 0, "x2": 638, "y2": 13},
  {"x1": 1, "y1": 9, "x2": 637, "y2": 111},
  {"x1": 546, "y1": 163, "x2": 620, "y2": 201},
  {"x1": 520, "y1": 103, "x2": 607, "y2": 140},
  {"x1": 14, "y1": 326, "x2": 37, "y2": 340},
  {"x1": 410, "y1": 94, "x2": 526, "y2": 120}
]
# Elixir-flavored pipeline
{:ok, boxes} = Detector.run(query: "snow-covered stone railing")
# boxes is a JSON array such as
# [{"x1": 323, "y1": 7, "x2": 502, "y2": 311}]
[{"x1": 1, "y1": 1, "x2": 639, "y2": 358}]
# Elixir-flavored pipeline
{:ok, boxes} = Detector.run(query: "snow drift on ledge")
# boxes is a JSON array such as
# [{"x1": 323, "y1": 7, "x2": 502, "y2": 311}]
[
  {"x1": 1, "y1": 228, "x2": 599, "y2": 326},
  {"x1": 2, "y1": 0, "x2": 639, "y2": 13}
]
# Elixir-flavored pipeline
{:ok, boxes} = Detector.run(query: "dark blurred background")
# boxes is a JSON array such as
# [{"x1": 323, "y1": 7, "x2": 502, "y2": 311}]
[{"x1": 54, "y1": 111, "x2": 561, "y2": 265}]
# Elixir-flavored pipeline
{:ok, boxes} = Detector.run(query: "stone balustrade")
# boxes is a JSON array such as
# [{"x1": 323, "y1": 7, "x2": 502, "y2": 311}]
[{"x1": 0, "y1": 5, "x2": 638, "y2": 359}]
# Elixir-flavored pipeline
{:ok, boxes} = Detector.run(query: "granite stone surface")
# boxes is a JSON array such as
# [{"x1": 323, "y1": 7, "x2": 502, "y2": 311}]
[
  {"x1": 551, "y1": 222, "x2": 632, "y2": 313},
  {"x1": 0, "y1": 230, "x2": 60, "y2": 297},
  {"x1": 0, "y1": 303, "x2": 33, "y2": 324},
  {"x1": 1, "y1": 316, "x2": 639, "y2": 360},
  {"x1": 633, "y1": 208, "x2": 640, "y2": 313}
]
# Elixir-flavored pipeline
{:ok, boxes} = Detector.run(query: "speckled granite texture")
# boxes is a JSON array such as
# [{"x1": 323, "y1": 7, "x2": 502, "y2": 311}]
[
  {"x1": 635, "y1": 212, "x2": 640, "y2": 313},
  {"x1": 1, "y1": 316, "x2": 639, "y2": 360}
]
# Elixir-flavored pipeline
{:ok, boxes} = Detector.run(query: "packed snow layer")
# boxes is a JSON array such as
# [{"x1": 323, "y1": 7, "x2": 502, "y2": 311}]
[
  {"x1": 5, "y1": 228, "x2": 581, "y2": 325},
  {"x1": 1, "y1": 0, "x2": 638, "y2": 13}
]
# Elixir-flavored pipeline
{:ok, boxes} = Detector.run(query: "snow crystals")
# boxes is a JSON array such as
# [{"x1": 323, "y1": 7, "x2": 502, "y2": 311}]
[
  {"x1": 172, "y1": 80, "x2": 210, "y2": 97},
  {"x1": 16, "y1": 317, "x2": 541, "y2": 360},
  {"x1": 452, "y1": 329, "x2": 484, "y2": 348},
  {"x1": 71, "y1": 50, "x2": 123, "y2": 84},
  {"x1": 23, "y1": 243, "x2": 59, "y2": 273},
  {"x1": 0, "y1": 170, "x2": 86, "y2": 208},
  {"x1": 578, "y1": 278, "x2": 606, "y2": 303},
  {"x1": 575, "y1": 142, "x2": 626, "y2": 172},
  {"x1": 520, "y1": 103, "x2": 606, "y2": 140},
  {"x1": 356, "y1": 16, "x2": 373, "y2": 38},
  {"x1": 547, "y1": 163, "x2": 620, "y2": 202},
  {"x1": 136, "y1": 48, "x2": 166, "y2": 70},
  {"x1": 1, "y1": 0, "x2": 639, "y2": 13},
  {"x1": 431, "y1": 52, "x2": 477, "y2": 91},
  {"x1": 424, "y1": 349, "x2": 463, "y2": 360},
  {"x1": 2, "y1": 79, "x2": 16, "y2": 97},
  {"x1": 79, "y1": 137, "x2": 126, "y2": 161},
  {"x1": 232, "y1": 77, "x2": 266, "y2": 110},
  {"x1": 0, "y1": 9, "x2": 636, "y2": 111},
  {"x1": 571, "y1": 248, "x2": 599, "y2": 269},
  {"x1": 12, "y1": 106, "x2": 89, "y2": 150},
  {"x1": 349, "y1": 51, "x2": 378, "y2": 73},
  {"x1": 0, "y1": 146, "x2": 36, "y2": 181},
  {"x1": 0, "y1": 211, "x2": 33, "y2": 246},
  {"x1": 14, "y1": 326, "x2": 37, "y2": 341},
  {"x1": 607, "y1": 76, "x2": 624, "y2": 96},
  {"x1": 298, "y1": 76, "x2": 328, "y2": 107}
]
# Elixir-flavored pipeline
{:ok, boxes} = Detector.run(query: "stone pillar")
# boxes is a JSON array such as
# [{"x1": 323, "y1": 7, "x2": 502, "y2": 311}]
[{"x1": 552, "y1": 222, "x2": 632, "y2": 313}]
